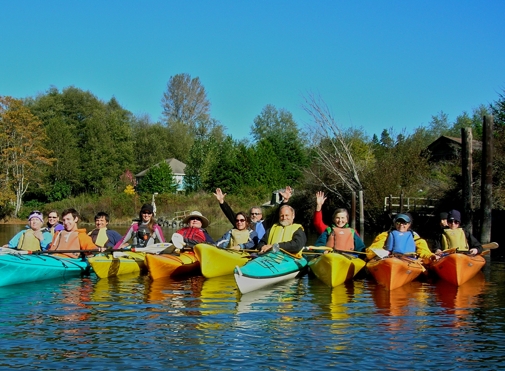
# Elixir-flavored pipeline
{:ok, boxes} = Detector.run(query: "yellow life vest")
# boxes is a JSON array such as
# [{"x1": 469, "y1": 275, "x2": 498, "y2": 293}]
[
  {"x1": 268, "y1": 223, "x2": 304, "y2": 258},
  {"x1": 17, "y1": 230, "x2": 42, "y2": 251},
  {"x1": 230, "y1": 229, "x2": 250, "y2": 246},
  {"x1": 442, "y1": 228, "x2": 469, "y2": 252},
  {"x1": 326, "y1": 227, "x2": 354, "y2": 251},
  {"x1": 51, "y1": 230, "x2": 81, "y2": 258},
  {"x1": 88, "y1": 228, "x2": 109, "y2": 248}
]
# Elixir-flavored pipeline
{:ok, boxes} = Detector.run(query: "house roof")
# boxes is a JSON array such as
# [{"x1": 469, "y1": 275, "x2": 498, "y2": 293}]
[
  {"x1": 135, "y1": 158, "x2": 186, "y2": 177},
  {"x1": 427, "y1": 136, "x2": 482, "y2": 151}
]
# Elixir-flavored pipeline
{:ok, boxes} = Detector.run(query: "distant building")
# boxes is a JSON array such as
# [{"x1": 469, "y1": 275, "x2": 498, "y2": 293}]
[
  {"x1": 425, "y1": 136, "x2": 482, "y2": 162},
  {"x1": 135, "y1": 158, "x2": 186, "y2": 192}
]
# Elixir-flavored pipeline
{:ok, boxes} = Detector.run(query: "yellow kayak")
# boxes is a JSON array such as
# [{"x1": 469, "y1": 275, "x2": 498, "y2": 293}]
[
  {"x1": 193, "y1": 243, "x2": 252, "y2": 278},
  {"x1": 308, "y1": 252, "x2": 366, "y2": 287},
  {"x1": 88, "y1": 251, "x2": 146, "y2": 279}
]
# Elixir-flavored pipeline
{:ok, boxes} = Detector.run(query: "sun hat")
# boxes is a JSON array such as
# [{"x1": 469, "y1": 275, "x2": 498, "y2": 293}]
[
  {"x1": 140, "y1": 203, "x2": 154, "y2": 214},
  {"x1": 183, "y1": 211, "x2": 209, "y2": 228},
  {"x1": 447, "y1": 210, "x2": 461, "y2": 222},
  {"x1": 28, "y1": 210, "x2": 44, "y2": 223},
  {"x1": 394, "y1": 213, "x2": 411, "y2": 223}
]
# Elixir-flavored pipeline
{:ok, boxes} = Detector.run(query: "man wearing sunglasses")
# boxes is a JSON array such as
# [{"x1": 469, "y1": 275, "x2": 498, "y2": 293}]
[
  {"x1": 213, "y1": 186, "x2": 293, "y2": 240},
  {"x1": 436, "y1": 209, "x2": 482, "y2": 256},
  {"x1": 2, "y1": 211, "x2": 53, "y2": 251}
]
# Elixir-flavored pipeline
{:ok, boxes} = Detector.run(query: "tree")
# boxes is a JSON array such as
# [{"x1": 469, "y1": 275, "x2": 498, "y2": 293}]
[
  {"x1": 161, "y1": 73, "x2": 211, "y2": 131},
  {"x1": 250, "y1": 104, "x2": 308, "y2": 187},
  {"x1": 136, "y1": 162, "x2": 177, "y2": 194},
  {"x1": 0, "y1": 96, "x2": 54, "y2": 216}
]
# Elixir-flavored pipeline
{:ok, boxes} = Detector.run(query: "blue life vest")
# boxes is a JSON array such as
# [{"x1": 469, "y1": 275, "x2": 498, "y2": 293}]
[{"x1": 385, "y1": 230, "x2": 416, "y2": 254}]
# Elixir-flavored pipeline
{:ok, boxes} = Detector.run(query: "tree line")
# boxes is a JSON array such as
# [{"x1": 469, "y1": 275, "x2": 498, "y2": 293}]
[{"x1": 1, "y1": 73, "x2": 505, "y2": 232}]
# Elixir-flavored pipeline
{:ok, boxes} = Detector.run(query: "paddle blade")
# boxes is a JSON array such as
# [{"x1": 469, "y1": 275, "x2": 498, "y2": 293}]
[
  {"x1": 370, "y1": 248, "x2": 390, "y2": 259},
  {"x1": 172, "y1": 233, "x2": 185, "y2": 249}
]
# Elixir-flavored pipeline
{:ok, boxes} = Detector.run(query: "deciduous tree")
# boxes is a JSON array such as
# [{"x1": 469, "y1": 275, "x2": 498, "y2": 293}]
[{"x1": 0, "y1": 96, "x2": 54, "y2": 216}]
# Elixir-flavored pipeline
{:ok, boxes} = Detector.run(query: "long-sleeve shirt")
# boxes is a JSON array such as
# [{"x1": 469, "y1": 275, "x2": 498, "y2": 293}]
[
  {"x1": 256, "y1": 225, "x2": 307, "y2": 254},
  {"x1": 7, "y1": 227, "x2": 53, "y2": 251}
]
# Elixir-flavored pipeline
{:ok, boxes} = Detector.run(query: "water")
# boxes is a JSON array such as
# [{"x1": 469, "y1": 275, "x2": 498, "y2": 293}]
[{"x1": 1, "y1": 225, "x2": 505, "y2": 370}]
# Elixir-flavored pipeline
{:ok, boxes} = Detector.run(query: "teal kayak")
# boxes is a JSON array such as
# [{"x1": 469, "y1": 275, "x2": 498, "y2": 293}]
[
  {"x1": 0, "y1": 251, "x2": 90, "y2": 287},
  {"x1": 234, "y1": 250, "x2": 307, "y2": 294}
]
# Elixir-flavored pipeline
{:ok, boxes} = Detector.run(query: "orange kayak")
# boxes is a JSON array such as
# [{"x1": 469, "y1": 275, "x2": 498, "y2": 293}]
[
  {"x1": 366, "y1": 256, "x2": 425, "y2": 291},
  {"x1": 145, "y1": 252, "x2": 200, "y2": 280},
  {"x1": 430, "y1": 253, "x2": 485, "y2": 286}
]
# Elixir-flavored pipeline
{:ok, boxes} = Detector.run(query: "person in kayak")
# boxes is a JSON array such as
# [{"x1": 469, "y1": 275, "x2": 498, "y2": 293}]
[
  {"x1": 216, "y1": 211, "x2": 258, "y2": 250},
  {"x1": 2, "y1": 210, "x2": 53, "y2": 251},
  {"x1": 46, "y1": 210, "x2": 64, "y2": 235},
  {"x1": 48, "y1": 208, "x2": 97, "y2": 257},
  {"x1": 88, "y1": 212, "x2": 123, "y2": 249},
  {"x1": 313, "y1": 191, "x2": 365, "y2": 252},
  {"x1": 256, "y1": 204, "x2": 306, "y2": 257},
  {"x1": 435, "y1": 209, "x2": 482, "y2": 256},
  {"x1": 365, "y1": 213, "x2": 434, "y2": 260},
  {"x1": 114, "y1": 204, "x2": 165, "y2": 249},
  {"x1": 213, "y1": 186, "x2": 293, "y2": 240},
  {"x1": 175, "y1": 211, "x2": 215, "y2": 247}
]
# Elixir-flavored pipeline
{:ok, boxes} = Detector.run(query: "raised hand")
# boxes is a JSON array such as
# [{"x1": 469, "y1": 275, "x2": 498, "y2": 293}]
[
  {"x1": 213, "y1": 188, "x2": 226, "y2": 204},
  {"x1": 280, "y1": 186, "x2": 293, "y2": 203},
  {"x1": 316, "y1": 191, "x2": 327, "y2": 211}
]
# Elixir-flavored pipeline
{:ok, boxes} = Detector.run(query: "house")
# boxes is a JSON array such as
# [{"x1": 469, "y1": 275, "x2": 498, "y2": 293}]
[
  {"x1": 425, "y1": 136, "x2": 482, "y2": 162},
  {"x1": 135, "y1": 158, "x2": 187, "y2": 192}
]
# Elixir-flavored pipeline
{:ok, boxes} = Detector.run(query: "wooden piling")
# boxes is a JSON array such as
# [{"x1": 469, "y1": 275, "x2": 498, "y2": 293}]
[
  {"x1": 461, "y1": 127, "x2": 473, "y2": 233},
  {"x1": 480, "y1": 115, "x2": 494, "y2": 244}
]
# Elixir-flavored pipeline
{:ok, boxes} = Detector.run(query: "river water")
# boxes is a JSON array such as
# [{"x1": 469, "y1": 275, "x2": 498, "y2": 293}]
[{"x1": 1, "y1": 225, "x2": 505, "y2": 370}]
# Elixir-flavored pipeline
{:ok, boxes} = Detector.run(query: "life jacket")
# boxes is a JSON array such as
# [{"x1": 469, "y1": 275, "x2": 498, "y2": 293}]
[
  {"x1": 17, "y1": 230, "x2": 42, "y2": 251},
  {"x1": 178, "y1": 227, "x2": 207, "y2": 247},
  {"x1": 88, "y1": 228, "x2": 109, "y2": 248},
  {"x1": 131, "y1": 222, "x2": 153, "y2": 247},
  {"x1": 442, "y1": 228, "x2": 469, "y2": 252},
  {"x1": 50, "y1": 230, "x2": 81, "y2": 258},
  {"x1": 385, "y1": 230, "x2": 416, "y2": 254},
  {"x1": 230, "y1": 229, "x2": 251, "y2": 246},
  {"x1": 325, "y1": 227, "x2": 355, "y2": 251},
  {"x1": 267, "y1": 223, "x2": 304, "y2": 258}
]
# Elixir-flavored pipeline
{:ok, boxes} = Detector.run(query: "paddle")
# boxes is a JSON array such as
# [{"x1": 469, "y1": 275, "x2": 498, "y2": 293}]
[
  {"x1": 483, "y1": 243, "x2": 498, "y2": 249},
  {"x1": 303, "y1": 246, "x2": 366, "y2": 255},
  {"x1": 0, "y1": 247, "x2": 100, "y2": 255}
]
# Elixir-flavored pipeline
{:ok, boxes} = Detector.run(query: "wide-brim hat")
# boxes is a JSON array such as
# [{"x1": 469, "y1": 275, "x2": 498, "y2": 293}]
[{"x1": 183, "y1": 211, "x2": 209, "y2": 228}]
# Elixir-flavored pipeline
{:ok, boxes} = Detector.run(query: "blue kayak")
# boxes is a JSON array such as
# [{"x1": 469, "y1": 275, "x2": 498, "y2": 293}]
[
  {"x1": 234, "y1": 250, "x2": 307, "y2": 294},
  {"x1": 0, "y1": 251, "x2": 90, "y2": 287}
]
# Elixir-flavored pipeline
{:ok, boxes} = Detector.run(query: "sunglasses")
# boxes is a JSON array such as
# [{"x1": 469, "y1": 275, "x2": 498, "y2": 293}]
[
  {"x1": 48, "y1": 216, "x2": 58, "y2": 219},
  {"x1": 235, "y1": 219, "x2": 246, "y2": 223},
  {"x1": 29, "y1": 211, "x2": 43, "y2": 218},
  {"x1": 189, "y1": 217, "x2": 202, "y2": 221},
  {"x1": 395, "y1": 220, "x2": 409, "y2": 225},
  {"x1": 142, "y1": 211, "x2": 153, "y2": 215},
  {"x1": 448, "y1": 220, "x2": 460, "y2": 224},
  {"x1": 250, "y1": 213, "x2": 262, "y2": 216}
]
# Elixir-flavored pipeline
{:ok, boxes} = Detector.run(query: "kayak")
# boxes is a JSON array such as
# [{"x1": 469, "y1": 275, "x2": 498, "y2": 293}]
[
  {"x1": 0, "y1": 251, "x2": 90, "y2": 287},
  {"x1": 308, "y1": 251, "x2": 366, "y2": 287},
  {"x1": 193, "y1": 243, "x2": 252, "y2": 278},
  {"x1": 88, "y1": 251, "x2": 146, "y2": 279},
  {"x1": 366, "y1": 255, "x2": 425, "y2": 291},
  {"x1": 234, "y1": 250, "x2": 307, "y2": 294},
  {"x1": 430, "y1": 253, "x2": 485, "y2": 286},
  {"x1": 145, "y1": 252, "x2": 200, "y2": 280}
]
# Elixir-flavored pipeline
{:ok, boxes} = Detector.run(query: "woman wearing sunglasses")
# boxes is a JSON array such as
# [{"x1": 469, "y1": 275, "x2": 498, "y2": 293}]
[
  {"x1": 216, "y1": 211, "x2": 258, "y2": 250},
  {"x1": 174, "y1": 211, "x2": 215, "y2": 247},
  {"x1": 114, "y1": 204, "x2": 166, "y2": 249},
  {"x1": 436, "y1": 209, "x2": 482, "y2": 256},
  {"x1": 2, "y1": 211, "x2": 53, "y2": 251},
  {"x1": 46, "y1": 210, "x2": 64, "y2": 235},
  {"x1": 365, "y1": 213, "x2": 434, "y2": 260}
]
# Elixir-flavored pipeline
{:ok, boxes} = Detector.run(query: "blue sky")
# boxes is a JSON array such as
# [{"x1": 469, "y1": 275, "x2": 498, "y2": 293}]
[{"x1": 1, "y1": 1, "x2": 504, "y2": 140}]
